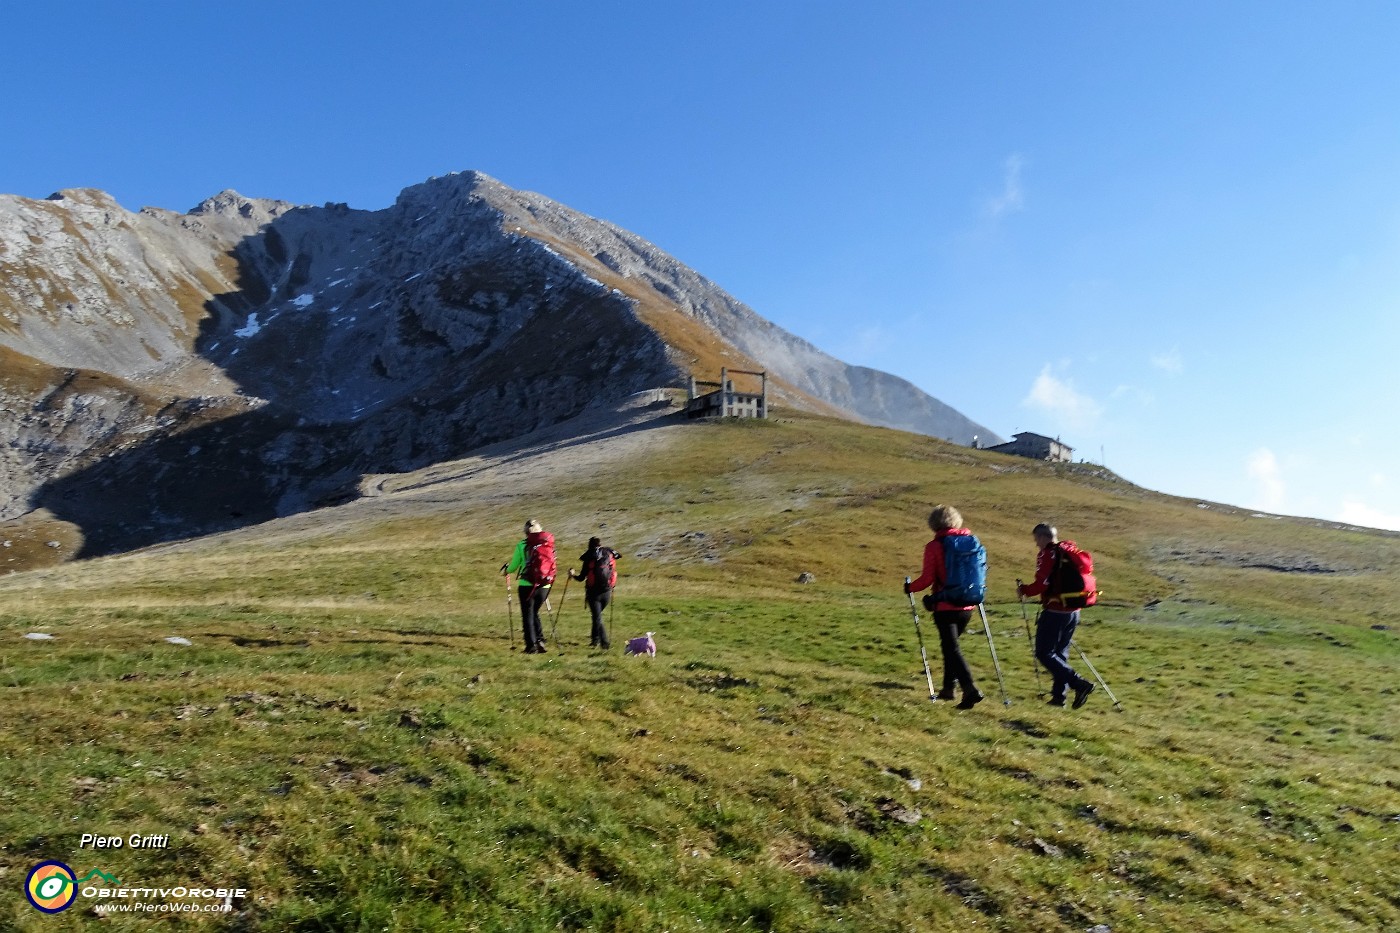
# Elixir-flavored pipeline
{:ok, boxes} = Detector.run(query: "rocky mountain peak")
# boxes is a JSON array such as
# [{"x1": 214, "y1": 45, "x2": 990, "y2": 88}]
[
  {"x1": 187, "y1": 189, "x2": 295, "y2": 225},
  {"x1": 44, "y1": 188, "x2": 121, "y2": 208},
  {"x1": 1, "y1": 171, "x2": 1000, "y2": 561}
]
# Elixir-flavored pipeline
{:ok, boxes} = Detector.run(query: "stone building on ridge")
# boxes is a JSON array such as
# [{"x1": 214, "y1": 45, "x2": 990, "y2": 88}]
[
  {"x1": 686, "y1": 368, "x2": 768, "y2": 420},
  {"x1": 986, "y1": 431, "x2": 1074, "y2": 463}
]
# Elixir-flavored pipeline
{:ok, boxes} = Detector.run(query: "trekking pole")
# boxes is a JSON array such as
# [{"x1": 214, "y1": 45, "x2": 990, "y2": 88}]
[
  {"x1": 1016, "y1": 579, "x2": 1043, "y2": 696},
  {"x1": 976, "y1": 603, "x2": 1011, "y2": 706},
  {"x1": 1071, "y1": 641, "x2": 1123, "y2": 711},
  {"x1": 551, "y1": 572, "x2": 571, "y2": 643},
  {"x1": 607, "y1": 585, "x2": 616, "y2": 647},
  {"x1": 503, "y1": 570, "x2": 515, "y2": 649},
  {"x1": 905, "y1": 578, "x2": 938, "y2": 702}
]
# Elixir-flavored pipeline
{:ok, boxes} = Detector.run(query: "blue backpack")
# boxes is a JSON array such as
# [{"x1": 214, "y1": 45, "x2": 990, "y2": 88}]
[{"x1": 932, "y1": 534, "x2": 987, "y2": 605}]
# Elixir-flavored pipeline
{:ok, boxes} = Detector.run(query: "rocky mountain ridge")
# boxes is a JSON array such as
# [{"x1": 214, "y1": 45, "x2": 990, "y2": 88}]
[{"x1": 1, "y1": 171, "x2": 999, "y2": 559}]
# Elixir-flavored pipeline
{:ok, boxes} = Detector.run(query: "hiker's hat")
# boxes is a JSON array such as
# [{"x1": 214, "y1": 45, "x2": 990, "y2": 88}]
[{"x1": 525, "y1": 519, "x2": 543, "y2": 534}]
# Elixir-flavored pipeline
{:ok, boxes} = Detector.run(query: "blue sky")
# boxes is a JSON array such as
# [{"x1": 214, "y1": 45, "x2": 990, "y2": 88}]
[{"x1": 5, "y1": 2, "x2": 1400, "y2": 530}]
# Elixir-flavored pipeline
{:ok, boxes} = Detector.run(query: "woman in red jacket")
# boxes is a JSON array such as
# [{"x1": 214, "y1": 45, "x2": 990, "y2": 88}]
[{"x1": 905, "y1": 505, "x2": 984, "y2": 709}]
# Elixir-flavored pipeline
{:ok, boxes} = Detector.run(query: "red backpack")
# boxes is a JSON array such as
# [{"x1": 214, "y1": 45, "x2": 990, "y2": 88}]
[
  {"x1": 1049, "y1": 542, "x2": 1098, "y2": 609},
  {"x1": 522, "y1": 531, "x2": 556, "y2": 587}
]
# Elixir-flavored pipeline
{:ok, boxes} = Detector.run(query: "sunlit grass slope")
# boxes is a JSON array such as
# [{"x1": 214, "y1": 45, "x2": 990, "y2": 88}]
[{"x1": 1, "y1": 412, "x2": 1397, "y2": 931}]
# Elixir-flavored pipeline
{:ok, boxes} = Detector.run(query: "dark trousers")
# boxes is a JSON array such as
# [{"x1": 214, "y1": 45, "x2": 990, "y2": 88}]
[
  {"x1": 519, "y1": 585, "x2": 549, "y2": 650},
  {"x1": 1035, "y1": 608, "x2": 1088, "y2": 700},
  {"x1": 934, "y1": 609, "x2": 977, "y2": 696},
  {"x1": 585, "y1": 587, "x2": 612, "y2": 646}
]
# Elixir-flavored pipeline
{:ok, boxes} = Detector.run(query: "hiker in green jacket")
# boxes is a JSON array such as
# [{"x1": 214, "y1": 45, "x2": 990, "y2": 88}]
[{"x1": 501, "y1": 519, "x2": 555, "y2": 653}]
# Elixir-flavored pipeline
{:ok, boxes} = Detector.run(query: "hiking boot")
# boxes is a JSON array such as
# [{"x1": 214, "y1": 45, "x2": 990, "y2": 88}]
[
  {"x1": 935, "y1": 690, "x2": 957, "y2": 701},
  {"x1": 1046, "y1": 697, "x2": 1066, "y2": 707},
  {"x1": 1072, "y1": 682, "x2": 1095, "y2": 709},
  {"x1": 956, "y1": 692, "x2": 985, "y2": 710}
]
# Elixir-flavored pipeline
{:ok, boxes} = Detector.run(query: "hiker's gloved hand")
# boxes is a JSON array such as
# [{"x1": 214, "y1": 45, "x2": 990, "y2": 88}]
[
  {"x1": 903, "y1": 581, "x2": 911, "y2": 595},
  {"x1": 1015, "y1": 583, "x2": 1026, "y2": 597},
  {"x1": 500, "y1": 563, "x2": 509, "y2": 575}
]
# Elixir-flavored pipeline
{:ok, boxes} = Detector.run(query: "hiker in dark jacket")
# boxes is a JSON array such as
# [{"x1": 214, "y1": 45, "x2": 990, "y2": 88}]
[
  {"x1": 570, "y1": 536, "x2": 620, "y2": 649},
  {"x1": 502, "y1": 519, "x2": 553, "y2": 654},
  {"x1": 1017, "y1": 523, "x2": 1094, "y2": 708},
  {"x1": 905, "y1": 505, "x2": 984, "y2": 709}
]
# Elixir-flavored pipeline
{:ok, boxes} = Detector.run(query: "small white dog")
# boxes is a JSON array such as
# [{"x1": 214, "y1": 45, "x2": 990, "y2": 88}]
[{"x1": 624, "y1": 632, "x2": 657, "y2": 657}]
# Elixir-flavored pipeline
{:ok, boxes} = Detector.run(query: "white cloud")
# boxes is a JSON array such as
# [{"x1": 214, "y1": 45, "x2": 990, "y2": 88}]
[
  {"x1": 1246, "y1": 448, "x2": 1286, "y2": 510},
  {"x1": 1023, "y1": 365, "x2": 1102, "y2": 428},
  {"x1": 1338, "y1": 499, "x2": 1400, "y2": 532},
  {"x1": 984, "y1": 154, "x2": 1025, "y2": 219},
  {"x1": 1110, "y1": 384, "x2": 1154, "y2": 405},
  {"x1": 1150, "y1": 348, "x2": 1184, "y2": 374}
]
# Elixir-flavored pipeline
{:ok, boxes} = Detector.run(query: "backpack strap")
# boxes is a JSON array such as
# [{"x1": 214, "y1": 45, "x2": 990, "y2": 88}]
[
  {"x1": 928, "y1": 535, "x2": 948, "y2": 603},
  {"x1": 1046, "y1": 543, "x2": 1066, "y2": 609}
]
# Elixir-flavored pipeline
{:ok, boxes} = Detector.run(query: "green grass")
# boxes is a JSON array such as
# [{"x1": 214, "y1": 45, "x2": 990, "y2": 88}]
[{"x1": 1, "y1": 413, "x2": 1397, "y2": 931}]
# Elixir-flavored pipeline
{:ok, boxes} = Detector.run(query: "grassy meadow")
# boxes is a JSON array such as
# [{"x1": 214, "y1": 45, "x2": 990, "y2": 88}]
[{"x1": 1, "y1": 412, "x2": 1397, "y2": 931}]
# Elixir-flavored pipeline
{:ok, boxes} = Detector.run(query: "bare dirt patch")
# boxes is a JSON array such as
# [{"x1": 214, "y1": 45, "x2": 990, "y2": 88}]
[{"x1": 1154, "y1": 545, "x2": 1363, "y2": 575}]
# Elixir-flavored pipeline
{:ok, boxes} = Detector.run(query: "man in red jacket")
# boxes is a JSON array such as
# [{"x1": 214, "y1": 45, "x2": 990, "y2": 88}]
[
  {"x1": 1017, "y1": 523, "x2": 1094, "y2": 709},
  {"x1": 905, "y1": 505, "x2": 984, "y2": 709}
]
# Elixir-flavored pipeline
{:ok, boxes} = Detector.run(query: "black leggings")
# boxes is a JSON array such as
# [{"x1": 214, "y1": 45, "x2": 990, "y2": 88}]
[
  {"x1": 934, "y1": 609, "x2": 977, "y2": 696},
  {"x1": 518, "y1": 585, "x2": 549, "y2": 649},
  {"x1": 585, "y1": 587, "x2": 612, "y2": 646}
]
